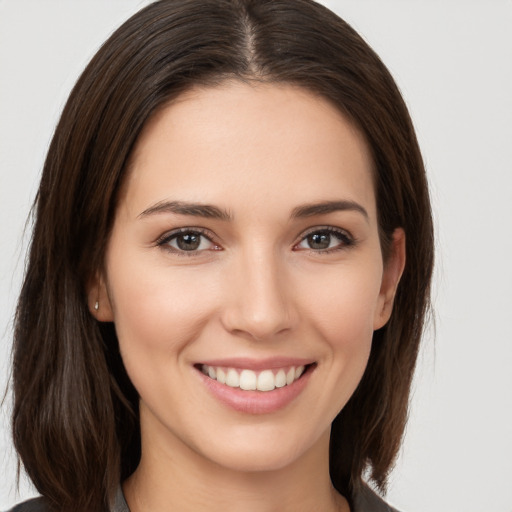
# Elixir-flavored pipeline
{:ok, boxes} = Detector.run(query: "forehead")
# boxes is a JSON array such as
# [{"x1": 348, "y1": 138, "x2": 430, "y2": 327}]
[{"x1": 122, "y1": 81, "x2": 376, "y2": 221}]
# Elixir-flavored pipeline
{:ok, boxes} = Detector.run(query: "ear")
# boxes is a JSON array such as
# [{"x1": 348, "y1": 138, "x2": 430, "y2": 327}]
[
  {"x1": 86, "y1": 271, "x2": 114, "y2": 322},
  {"x1": 373, "y1": 228, "x2": 406, "y2": 330}
]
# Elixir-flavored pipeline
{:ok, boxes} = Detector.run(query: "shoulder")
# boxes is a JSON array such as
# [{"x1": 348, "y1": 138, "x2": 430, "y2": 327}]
[
  {"x1": 6, "y1": 497, "x2": 50, "y2": 512},
  {"x1": 352, "y1": 484, "x2": 401, "y2": 512}
]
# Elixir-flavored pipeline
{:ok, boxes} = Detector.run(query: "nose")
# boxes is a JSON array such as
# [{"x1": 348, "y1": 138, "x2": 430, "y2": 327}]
[{"x1": 220, "y1": 248, "x2": 297, "y2": 341}]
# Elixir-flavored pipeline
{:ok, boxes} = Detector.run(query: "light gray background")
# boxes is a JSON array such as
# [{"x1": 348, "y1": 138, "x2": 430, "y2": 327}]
[{"x1": 1, "y1": 1, "x2": 511, "y2": 511}]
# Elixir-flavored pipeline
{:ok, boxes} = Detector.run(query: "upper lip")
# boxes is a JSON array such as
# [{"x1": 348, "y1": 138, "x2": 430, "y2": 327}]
[{"x1": 197, "y1": 357, "x2": 314, "y2": 371}]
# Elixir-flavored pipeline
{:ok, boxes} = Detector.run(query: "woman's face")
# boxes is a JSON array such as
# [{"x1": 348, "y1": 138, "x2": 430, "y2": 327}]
[{"x1": 94, "y1": 82, "x2": 404, "y2": 473}]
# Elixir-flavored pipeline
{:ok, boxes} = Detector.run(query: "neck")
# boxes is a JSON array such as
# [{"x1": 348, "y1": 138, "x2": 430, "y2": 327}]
[{"x1": 123, "y1": 416, "x2": 348, "y2": 512}]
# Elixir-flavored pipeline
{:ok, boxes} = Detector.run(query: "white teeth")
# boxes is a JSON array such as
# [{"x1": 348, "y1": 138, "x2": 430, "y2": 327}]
[
  {"x1": 226, "y1": 368, "x2": 240, "y2": 387},
  {"x1": 275, "y1": 369, "x2": 286, "y2": 388},
  {"x1": 201, "y1": 364, "x2": 309, "y2": 392},
  {"x1": 239, "y1": 369, "x2": 257, "y2": 390},
  {"x1": 216, "y1": 368, "x2": 226, "y2": 384},
  {"x1": 257, "y1": 370, "x2": 275, "y2": 391}
]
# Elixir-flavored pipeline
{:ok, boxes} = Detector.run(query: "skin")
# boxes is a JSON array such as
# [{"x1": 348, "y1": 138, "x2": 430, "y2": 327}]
[{"x1": 90, "y1": 81, "x2": 405, "y2": 512}]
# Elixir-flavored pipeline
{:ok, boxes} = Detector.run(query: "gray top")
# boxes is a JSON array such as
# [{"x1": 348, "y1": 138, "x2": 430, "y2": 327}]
[
  {"x1": 8, "y1": 483, "x2": 399, "y2": 512},
  {"x1": 353, "y1": 485, "x2": 399, "y2": 512},
  {"x1": 113, "y1": 486, "x2": 129, "y2": 512}
]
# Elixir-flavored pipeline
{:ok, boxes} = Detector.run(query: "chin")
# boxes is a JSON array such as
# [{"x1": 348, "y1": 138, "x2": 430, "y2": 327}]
[
  {"x1": 191, "y1": 424, "x2": 327, "y2": 474},
  {"x1": 206, "y1": 448, "x2": 303, "y2": 474}
]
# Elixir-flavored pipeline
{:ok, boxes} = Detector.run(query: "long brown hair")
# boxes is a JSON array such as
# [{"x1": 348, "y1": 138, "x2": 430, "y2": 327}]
[{"x1": 12, "y1": 0, "x2": 434, "y2": 510}]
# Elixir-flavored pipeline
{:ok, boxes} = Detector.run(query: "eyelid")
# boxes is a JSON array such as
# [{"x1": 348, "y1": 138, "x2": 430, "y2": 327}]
[
  {"x1": 293, "y1": 225, "x2": 356, "y2": 252},
  {"x1": 154, "y1": 225, "x2": 355, "y2": 255},
  {"x1": 155, "y1": 227, "x2": 222, "y2": 254}
]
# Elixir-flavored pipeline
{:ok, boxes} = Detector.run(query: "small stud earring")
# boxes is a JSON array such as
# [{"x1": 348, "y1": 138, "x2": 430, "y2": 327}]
[{"x1": 94, "y1": 301, "x2": 99, "y2": 311}]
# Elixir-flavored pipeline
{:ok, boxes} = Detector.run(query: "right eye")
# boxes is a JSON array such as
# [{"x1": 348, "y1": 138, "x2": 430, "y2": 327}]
[{"x1": 157, "y1": 229, "x2": 221, "y2": 255}]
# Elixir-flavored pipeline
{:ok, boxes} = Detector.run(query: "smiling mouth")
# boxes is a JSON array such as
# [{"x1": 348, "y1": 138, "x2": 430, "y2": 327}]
[{"x1": 197, "y1": 364, "x2": 314, "y2": 392}]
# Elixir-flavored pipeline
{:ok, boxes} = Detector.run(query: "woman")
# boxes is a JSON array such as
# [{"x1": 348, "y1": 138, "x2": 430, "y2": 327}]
[{"x1": 10, "y1": 0, "x2": 433, "y2": 511}]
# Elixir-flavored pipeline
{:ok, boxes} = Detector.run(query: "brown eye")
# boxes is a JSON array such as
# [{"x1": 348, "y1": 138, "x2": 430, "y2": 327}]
[
  {"x1": 175, "y1": 232, "x2": 202, "y2": 251},
  {"x1": 295, "y1": 228, "x2": 353, "y2": 252},
  {"x1": 306, "y1": 232, "x2": 332, "y2": 250},
  {"x1": 158, "y1": 229, "x2": 219, "y2": 253}
]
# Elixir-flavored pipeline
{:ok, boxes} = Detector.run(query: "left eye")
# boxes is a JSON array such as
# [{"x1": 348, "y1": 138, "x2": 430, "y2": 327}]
[
  {"x1": 160, "y1": 230, "x2": 217, "y2": 252},
  {"x1": 296, "y1": 229, "x2": 352, "y2": 251}
]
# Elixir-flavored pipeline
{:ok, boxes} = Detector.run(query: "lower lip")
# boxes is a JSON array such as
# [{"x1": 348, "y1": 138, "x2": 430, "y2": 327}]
[{"x1": 196, "y1": 366, "x2": 314, "y2": 414}]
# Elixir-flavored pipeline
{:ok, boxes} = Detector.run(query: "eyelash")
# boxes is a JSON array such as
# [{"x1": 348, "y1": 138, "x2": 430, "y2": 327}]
[
  {"x1": 156, "y1": 227, "x2": 220, "y2": 257},
  {"x1": 156, "y1": 226, "x2": 355, "y2": 256},
  {"x1": 293, "y1": 226, "x2": 355, "y2": 254}
]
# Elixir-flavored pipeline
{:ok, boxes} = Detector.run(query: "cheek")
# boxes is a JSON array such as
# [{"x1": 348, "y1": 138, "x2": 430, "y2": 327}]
[
  {"x1": 105, "y1": 260, "x2": 225, "y2": 421},
  {"x1": 298, "y1": 261, "x2": 383, "y2": 346},
  {"x1": 296, "y1": 259, "x2": 382, "y2": 402},
  {"x1": 106, "y1": 254, "x2": 222, "y2": 362}
]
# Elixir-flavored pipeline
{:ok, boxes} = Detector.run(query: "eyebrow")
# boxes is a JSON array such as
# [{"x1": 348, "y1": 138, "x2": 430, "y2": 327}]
[
  {"x1": 138, "y1": 200, "x2": 232, "y2": 221},
  {"x1": 290, "y1": 200, "x2": 369, "y2": 221},
  {"x1": 138, "y1": 199, "x2": 368, "y2": 222}
]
